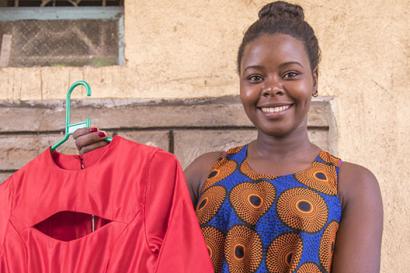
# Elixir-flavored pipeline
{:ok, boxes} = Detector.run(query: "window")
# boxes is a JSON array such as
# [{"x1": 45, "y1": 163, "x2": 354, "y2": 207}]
[{"x1": 0, "y1": 0, "x2": 124, "y2": 67}]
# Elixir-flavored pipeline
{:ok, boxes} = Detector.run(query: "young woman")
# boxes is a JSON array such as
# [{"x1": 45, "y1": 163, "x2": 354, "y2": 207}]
[{"x1": 73, "y1": 2, "x2": 383, "y2": 272}]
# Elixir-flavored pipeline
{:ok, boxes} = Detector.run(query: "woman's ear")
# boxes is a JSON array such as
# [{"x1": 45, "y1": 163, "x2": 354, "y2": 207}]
[{"x1": 312, "y1": 67, "x2": 319, "y2": 96}]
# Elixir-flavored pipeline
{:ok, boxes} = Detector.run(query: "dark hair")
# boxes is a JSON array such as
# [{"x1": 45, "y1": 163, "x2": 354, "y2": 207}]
[{"x1": 237, "y1": 1, "x2": 320, "y2": 73}]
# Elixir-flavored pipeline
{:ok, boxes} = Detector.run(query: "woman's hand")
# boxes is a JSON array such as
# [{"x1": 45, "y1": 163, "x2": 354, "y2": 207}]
[{"x1": 72, "y1": 127, "x2": 109, "y2": 154}]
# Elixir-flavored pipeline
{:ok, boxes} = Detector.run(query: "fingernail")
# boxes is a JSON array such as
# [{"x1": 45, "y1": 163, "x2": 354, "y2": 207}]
[
  {"x1": 98, "y1": 132, "x2": 106, "y2": 138},
  {"x1": 90, "y1": 127, "x2": 98, "y2": 132}
]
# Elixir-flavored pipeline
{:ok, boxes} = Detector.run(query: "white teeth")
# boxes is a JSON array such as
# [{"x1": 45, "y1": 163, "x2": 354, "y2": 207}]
[{"x1": 261, "y1": 105, "x2": 291, "y2": 113}]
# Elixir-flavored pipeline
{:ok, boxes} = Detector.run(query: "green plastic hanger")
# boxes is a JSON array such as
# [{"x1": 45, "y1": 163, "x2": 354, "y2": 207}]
[{"x1": 51, "y1": 80, "x2": 112, "y2": 151}]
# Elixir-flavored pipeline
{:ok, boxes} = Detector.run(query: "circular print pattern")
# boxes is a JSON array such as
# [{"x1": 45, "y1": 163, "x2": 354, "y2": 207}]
[
  {"x1": 320, "y1": 221, "x2": 339, "y2": 272},
  {"x1": 295, "y1": 162, "x2": 337, "y2": 195},
  {"x1": 196, "y1": 186, "x2": 227, "y2": 225},
  {"x1": 319, "y1": 151, "x2": 341, "y2": 166},
  {"x1": 240, "y1": 160, "x2": 277, "y2": 180},
  {"x1": 201, "y1": 226, "x2": 225, "y2": 273},
  {"x1": 266, "y1": 233, "x2": 303, "y2": 273},
  {"x1": 297, "y1": 263, "x2": 322, "y2": 273},
  {"x1": 226, "y1": 146, "x2": 243, "y2": 155},
  {"x1": 230, "y1": 181, "x2": 275, "y2": 225},
  {"x1": 202, "y1": 159, "x2": 237, "y2": 192},
  {"x1": 225, "y1": 225, "x2": 263, "y2": 273},
  {"x1": 277, "y1": 187, "x2": 328, "y2": 233}
]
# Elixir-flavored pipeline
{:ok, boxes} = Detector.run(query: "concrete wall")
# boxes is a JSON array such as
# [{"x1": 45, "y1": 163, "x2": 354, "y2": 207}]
[{"x1": 0, "y1": 0, "x2": 409, "y2": 272}]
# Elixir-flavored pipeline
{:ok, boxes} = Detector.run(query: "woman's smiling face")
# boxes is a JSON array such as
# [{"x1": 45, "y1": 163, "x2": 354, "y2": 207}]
[{"x1": 239, "y1": 33, "x2": 317, "y2": 138}]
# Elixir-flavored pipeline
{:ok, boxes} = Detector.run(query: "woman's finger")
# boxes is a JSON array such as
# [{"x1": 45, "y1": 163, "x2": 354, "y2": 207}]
[
  {"x1": 75, "y1": 130, "x2": 108, "y2": 152},
  {"x1": 72, "y1": 127, "x2": 98, "y2": 140},
  {"x1": 79, "y1": 140, "x2": 108, "y2": 155}
]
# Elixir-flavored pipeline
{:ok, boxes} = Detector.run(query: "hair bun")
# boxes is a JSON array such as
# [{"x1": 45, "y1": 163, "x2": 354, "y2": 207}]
[{"x1": 258, "y1": 1, "x2": 304, "y2": 21}]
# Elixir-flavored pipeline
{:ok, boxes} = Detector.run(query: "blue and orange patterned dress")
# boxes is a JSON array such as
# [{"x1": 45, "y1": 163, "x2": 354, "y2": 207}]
[{"x1": 195, "y1": 145, "x2": 342, "y2": 273}]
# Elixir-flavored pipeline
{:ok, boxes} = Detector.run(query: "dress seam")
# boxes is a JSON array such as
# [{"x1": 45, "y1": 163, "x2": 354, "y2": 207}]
[{"x1": 143, "y1": 148, "x2": 161, "y2": 254}]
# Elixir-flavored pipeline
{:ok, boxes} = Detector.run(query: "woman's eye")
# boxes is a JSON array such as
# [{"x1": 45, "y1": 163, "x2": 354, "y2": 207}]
[
  {"x1": 247, "y1": 75, "x2": 263, "y2": 83},
  {"x1": 283, "y1": 71, "x2": 299, "y2": 79}
]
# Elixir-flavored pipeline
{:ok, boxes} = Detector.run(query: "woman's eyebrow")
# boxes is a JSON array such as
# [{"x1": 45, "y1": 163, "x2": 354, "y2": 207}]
[
  {"x1": 279, "y1": 61, "x2": 304, "y2": 68},
  {"x1": 244, "y1": 61, "x2": 304, "y2": 72},
  {"x1": 244, "y1": 65, "x2": 264, "y2": 72}
]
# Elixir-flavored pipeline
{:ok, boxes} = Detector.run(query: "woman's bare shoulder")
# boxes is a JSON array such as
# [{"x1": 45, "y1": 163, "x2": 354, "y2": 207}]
[
  {"x1": 338, "y1": 161, "x2": 380, "y2": 206},
  {"x1": 184, "y1": 151, "x2": 225, "y2": 205}
]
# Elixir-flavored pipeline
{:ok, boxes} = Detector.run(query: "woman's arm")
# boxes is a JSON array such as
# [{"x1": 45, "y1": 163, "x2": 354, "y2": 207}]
[
  {"x1": 332, "y1": 162, "x2": 383, "y2": 273},
  {"x1": 184, "y1": 151, "x2": 224, "y2": 206}
]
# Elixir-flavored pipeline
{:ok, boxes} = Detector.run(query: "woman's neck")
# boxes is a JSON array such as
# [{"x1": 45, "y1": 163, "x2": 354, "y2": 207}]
[{"x1": 251, "y1": 125, "x2": 318, "y2": 161}]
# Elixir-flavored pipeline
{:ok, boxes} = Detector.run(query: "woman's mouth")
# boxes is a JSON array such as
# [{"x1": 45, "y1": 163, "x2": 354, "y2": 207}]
[
  {"x1": 260, "y1": 104, "x2": 292, "y2": 113},
  {"x1": 256, "y1": 103, "x2": 294, "y2": 119}
]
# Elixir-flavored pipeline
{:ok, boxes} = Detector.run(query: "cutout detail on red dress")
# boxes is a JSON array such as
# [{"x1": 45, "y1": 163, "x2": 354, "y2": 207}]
[{"x1": 33, "y1": 211, "x2": 112, "y2": 241}]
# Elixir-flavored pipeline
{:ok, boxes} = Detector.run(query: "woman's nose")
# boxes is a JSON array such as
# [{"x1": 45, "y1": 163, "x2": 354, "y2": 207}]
[{"x1": 261, "y1": 86, "x2": 285, "y2": 97}]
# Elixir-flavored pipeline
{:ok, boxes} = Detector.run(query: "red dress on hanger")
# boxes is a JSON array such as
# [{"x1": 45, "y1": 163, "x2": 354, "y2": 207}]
[{"x1": 0, "y1": 136, "x2": 213, "y2": 273}]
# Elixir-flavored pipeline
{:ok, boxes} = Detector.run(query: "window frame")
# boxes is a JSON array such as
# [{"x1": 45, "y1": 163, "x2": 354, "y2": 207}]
[{"x1": 0, "y1": 7, "x2": 125, "y2": 66}]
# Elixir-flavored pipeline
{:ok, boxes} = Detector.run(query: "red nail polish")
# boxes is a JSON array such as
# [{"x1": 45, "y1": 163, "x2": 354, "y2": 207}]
[
  {"x1": 98, "y1": 132, "x2": 106, "y2": 138},
  {"x1": 90, "y1": 127, "x2": 98, "y2": 132}
]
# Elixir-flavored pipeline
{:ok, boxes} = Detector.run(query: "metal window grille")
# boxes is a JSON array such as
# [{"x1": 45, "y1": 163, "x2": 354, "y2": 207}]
[
  {"x1": 1, "y1": 0, "x2": 123, "y2": 7},
  {"x1": 0, "y1": 4, "x2": 124, "y2": 67}
]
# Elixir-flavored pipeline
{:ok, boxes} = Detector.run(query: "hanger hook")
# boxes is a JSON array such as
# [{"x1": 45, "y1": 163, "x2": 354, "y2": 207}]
[
  {"x1": 65, "y1": 80, "x2": 92, "y2": 133},
  {"x1": 51, "y1": 80, "x2": 92, "y2": 151}
]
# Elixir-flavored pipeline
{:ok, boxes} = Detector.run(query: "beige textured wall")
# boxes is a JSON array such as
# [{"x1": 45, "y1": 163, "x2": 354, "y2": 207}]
[{"x1": 0, "y1": 0, "x2": 409, "y2": 272}]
